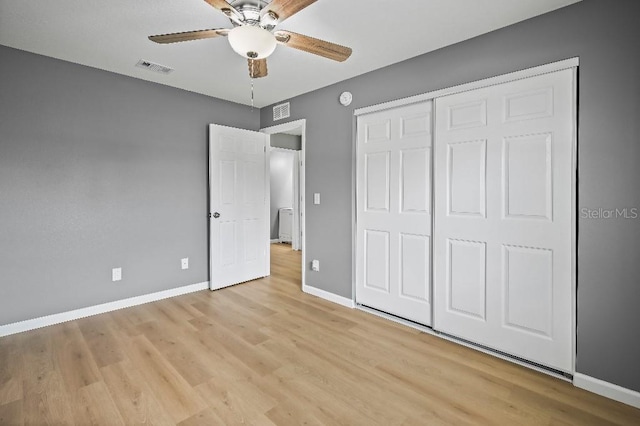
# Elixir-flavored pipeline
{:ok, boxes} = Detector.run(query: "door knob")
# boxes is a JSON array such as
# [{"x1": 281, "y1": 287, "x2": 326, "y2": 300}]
[{"x1": 212, "y1": 212, "x2": 220, "y2": 218}]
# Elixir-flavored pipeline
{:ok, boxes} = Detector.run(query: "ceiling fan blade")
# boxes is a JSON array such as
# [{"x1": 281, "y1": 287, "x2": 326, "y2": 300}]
[
  {"x1": 248, "y1": 58, "x2": 268, "y2": 78},
  {"x1": 148, "y1": 28, "x2": 229, "y2": 44},
  {"x1": 203, "y1": 0, "x2": 243, "y2": 24},
  {"x1": 274, "y1": 30, "x2": 352, "y2": 62},
  {"x1": 263, "y1": 0, "x2": 318, "y2": 23}
]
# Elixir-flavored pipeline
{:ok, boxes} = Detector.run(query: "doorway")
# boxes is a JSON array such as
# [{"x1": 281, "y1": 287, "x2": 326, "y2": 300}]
[
  {"x1": 269, "y1": 147, "x2": 300, "y2": 248},
  {"x1": 261, "y1": 119, "x2": 306, "y2": 289}
]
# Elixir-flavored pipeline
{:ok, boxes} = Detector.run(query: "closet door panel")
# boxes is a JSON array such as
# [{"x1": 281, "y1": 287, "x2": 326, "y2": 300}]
[
  {"x1": 356, "y1": 101, "x2": 433, "y2": 326},
  {"x1": 434, "y1": 69, "x2": 575, "y2": 373}
]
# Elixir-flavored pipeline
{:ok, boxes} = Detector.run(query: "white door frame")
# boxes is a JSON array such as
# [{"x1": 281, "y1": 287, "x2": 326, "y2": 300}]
[
  {"x1": 261, "y1": 119, "x2": 306, "y2": 287},
  {"x1": 353, "y1": 57, "x2": 578, "y2": 373}
]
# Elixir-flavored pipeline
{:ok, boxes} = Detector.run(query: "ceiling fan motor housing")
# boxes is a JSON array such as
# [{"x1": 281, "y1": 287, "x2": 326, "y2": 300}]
[{"x1": 229, "y1": 0, "x2": 278, "y2": 29}]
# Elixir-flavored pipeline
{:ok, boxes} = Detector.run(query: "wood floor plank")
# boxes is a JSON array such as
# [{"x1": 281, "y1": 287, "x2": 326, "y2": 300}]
[
  {"x1": 0, "y1": 399, "x2": 23, "y2": 426},
  {"x1": 211, "y1": 286, "x2": 278, "y2": 318},
  {"x1": 100, "y1": 360, "x2": 174, "y2": 426},
  {"x1": 259, "y1": 329, "x2": 414, "y2": 424},
  {"x1": 0, "y1": 336, "x2": 22, "y2": 406},
  {"x1": 105, "y1": 309, "x2": 146, "y2": 338},
  {"x1": 116, "y1": 303, "x2": 159, "y2": 330},
  {"x1": 0, "y1": 243, "x2": 638, "y2": 425},
  {"x1": 136, "y1": 320, "x2": 216, "y2": 387},
  {"x1": 193, "y1": 378, "x2": 277, "y2": 425},
  {"x1": 261, "y1": 319, "x2": 477, "y2": 424},
  {"x1": 264, "y1": 364, "x2": 385, "y2": 426},
  {"x1": 264, "y1": 396, "x2": 326, "y2": 426},
  {"x1": 22, "y1": 371, "x2": 74, "y2": 426},
  {"x1": 176, "y1": 406, "x2": 227, "y2": 426},
  {"x1": 144, "y1": 300, "x2": 200, "y2": 333},
  {"x1": 233, "y1": 283, "x2": 358, "y2": 332},
  {"x1": 191, "y1": 298, "x2": 271, "y2": 346},
  {"x1": 20, "y1": 329, "x2": 75, "y2": 426},
  {"x1": 120, "y1": 335, "x2": 207, "y2": 424},
  {"x1": 160, "y1": 293, "x2": 207, "y2": 320},
  {"x1": 189, "y1": 316, "x2": 282, "y2": 377},
  {"x1": 51, "y1": 322, "x2": 102, "y2": 391},
  {"x1": 72, "y1": 381, "x2": 125, "y2": 426},
  {"x1": 19, "y1": 330, "x2": 55, "y2": 381},
  {"x1": 77, "y1": 315, "x2": 126, "y2": 368}
]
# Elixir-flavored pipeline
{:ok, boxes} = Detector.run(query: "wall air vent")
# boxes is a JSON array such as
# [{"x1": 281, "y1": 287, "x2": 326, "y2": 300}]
[
  {"x1": 135, "y1": 59, "x2": 174, "y2": 75},
  {"x1": 273, "y1": 102, "x2": 291, "y2": 121}
]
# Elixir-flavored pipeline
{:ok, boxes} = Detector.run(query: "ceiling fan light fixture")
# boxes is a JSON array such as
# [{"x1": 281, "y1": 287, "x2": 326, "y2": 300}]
[{"x1": 228, "y1": 25, "x2": 277, "y2": 59}]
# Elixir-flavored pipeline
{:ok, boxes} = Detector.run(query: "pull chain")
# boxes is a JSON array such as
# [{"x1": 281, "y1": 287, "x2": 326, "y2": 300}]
[{"x1": 250, "y1": 59, "x2": 255, "y2": 110}]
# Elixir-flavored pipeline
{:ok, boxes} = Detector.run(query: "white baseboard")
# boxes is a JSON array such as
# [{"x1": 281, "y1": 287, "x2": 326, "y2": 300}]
[
  {"x1": 270, "y1": 239, "x2": 280, "y2": 243},
  {"x1": 302, "y1": 284, "x2": 355, "y2": 308},
  {"x1": 0, "y1": 281, "x2": 209, "y2": 337},
  {"x1": 574, "y1": 373, "x2": 640, "y2": 409}
]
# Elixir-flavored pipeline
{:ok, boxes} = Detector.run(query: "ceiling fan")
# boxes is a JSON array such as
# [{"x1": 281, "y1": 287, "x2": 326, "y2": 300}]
[{"x1": 148, "y1": 0, "x2": 352, "y2": 79}]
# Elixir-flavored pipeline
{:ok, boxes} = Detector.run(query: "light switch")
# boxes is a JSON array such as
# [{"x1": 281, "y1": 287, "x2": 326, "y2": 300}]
[
  {"x1": 112, "y1": 267, "x2": 122, "y2": 282},
  {"x1": 314, "y1": 193, "x2": 320, "y2": 205}
]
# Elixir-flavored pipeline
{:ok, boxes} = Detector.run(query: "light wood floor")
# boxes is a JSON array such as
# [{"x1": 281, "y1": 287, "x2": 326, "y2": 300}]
[{"x1": 1, "y1": 243, "x2": 639, "y2": 425}]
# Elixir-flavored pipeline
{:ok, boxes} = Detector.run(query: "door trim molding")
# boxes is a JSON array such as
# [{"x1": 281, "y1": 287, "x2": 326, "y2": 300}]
[
  {"x1": 574, "y1": 373, "x2": 640, "y2": 410},
  {"x1": 261, "y1": 119, "x2": 307, "y2": 288},
  {"x1": 354, "y1": 57, "x2": 579, "y2": 116},
  {"x1": 0, "y1": 281, "x2": 209, "y2": 337}
]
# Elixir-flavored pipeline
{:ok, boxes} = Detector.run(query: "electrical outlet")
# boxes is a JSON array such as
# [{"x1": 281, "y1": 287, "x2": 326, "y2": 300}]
[
  {"x1": 314, "y1": 193, "x2": 320, "y2": 205},
  {"x1": 181, "y1": 258, "x2": 189, "y2": 270},
  {"x1": 112, "y1": 267, "x2": 122, "y2": 282},
  {"x1": 311, "y1": 259, "x2": 320, "y2": 271}
]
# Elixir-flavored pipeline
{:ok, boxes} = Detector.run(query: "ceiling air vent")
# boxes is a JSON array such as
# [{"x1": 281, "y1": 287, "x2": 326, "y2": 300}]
[
  {"x1": 273, "y1": 102, "x2": 290, "y2": 121},
  {"x1": 135, "y1": 59, "x2": 174, "y2": 75}
]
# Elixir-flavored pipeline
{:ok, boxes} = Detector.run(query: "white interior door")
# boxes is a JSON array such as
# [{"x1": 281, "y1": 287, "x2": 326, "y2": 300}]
[
  {"x1": 433, "y1": 69, "x2": 575, "y2": 372},
  {"x1": 209, "y1": 124, "x2": 269, "y2": 290},
  {"x1": 356, "y1": 101, "x2": 433, "y2": 326}
]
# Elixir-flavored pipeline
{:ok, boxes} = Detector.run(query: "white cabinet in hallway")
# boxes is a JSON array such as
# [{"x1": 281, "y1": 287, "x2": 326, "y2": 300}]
[{"x1": 278, "y1": 207, "x2": 293, "y2": 243}]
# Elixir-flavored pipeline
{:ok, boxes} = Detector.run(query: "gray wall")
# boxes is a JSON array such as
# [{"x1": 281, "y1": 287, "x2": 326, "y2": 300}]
[
  {"x1": 260, "y1": 0, "x2": 640, "y2": 393},
  {"x1": 269, "y1": 150, "x2": 295, "y2": 240},
  {"x1": 0, "y1": 45, "x2": 259, "y2": 325},
  {"x1": 271, "y1": 133, "x2": 301, "y2": 150}
]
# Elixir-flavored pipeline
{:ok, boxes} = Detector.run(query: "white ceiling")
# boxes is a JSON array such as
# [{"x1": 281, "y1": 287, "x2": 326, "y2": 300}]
[{"x1": 0, "y1": 0, "x2": 580, "y2": 108}]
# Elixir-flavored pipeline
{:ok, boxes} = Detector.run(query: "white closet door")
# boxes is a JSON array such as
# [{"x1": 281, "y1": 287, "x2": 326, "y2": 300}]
[
  {"x1": 433, "y1": 69, "x2": 575, "y2": 372},
  {"x1": 356, "y1": 101, "x2": 433, "y2": 325},
  {"x1": 209, "y1": 124, "x2": 269, "y2": 290}
]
